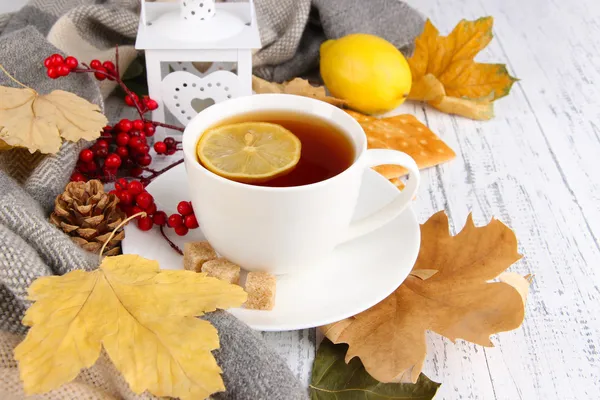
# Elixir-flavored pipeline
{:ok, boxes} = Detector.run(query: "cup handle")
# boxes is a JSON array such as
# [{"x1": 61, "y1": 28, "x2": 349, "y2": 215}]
[{"x1": 343, "y1": 149, "x2": 420, "y2": 242}]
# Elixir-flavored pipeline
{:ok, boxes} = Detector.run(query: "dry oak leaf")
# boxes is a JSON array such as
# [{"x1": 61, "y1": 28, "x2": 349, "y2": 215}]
[
  {"x1": 252, "y1": 75, "x2": 348, "y2": 107},
  {"x1": 407, "y1": 17, "x2": 518, "y2": 120},
  {"x1": 0, "y1": 86, "x2": 107, "y2": 154},
  {"x1": 346, "y1": 110, "x2": 455, "y2": 178},
  {"x1": 322, "y1": 211, "x2": 530, "y2": 384},
  {"x1": 14, "y1": 254, "x2": 247, "y2": 399}
]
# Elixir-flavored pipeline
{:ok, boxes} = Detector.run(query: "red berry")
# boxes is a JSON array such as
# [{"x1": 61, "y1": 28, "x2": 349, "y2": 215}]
[
  {"x1": 127, "y1": 180, "x2": 144, "y2": 196},
  {"x1": 128, "y1": 136, "x2": 143, "y2": 148},
  {"x1": 154, "y1": 142, "x2": 167, "y2": 154},
  {"x1": 164, "y1": 137, "x2": 176, "y2": 147},
  {"x1": 65, "y1": 56, "x2": 78, "y2": 70},
  {"x1": 44, "y1": 56, "x2": 53, "y2": 68},
  {"x1": 90, "y1": 59, "x2": 101, "y2": 69},
  {"x1": 117, "y1": 190, "x2": 133, "y2": 205},
  {"x1": 130, "y1": 167, "x2": 143, "y2": 177},
  {"x1": 125, "y1": 93, "x2": 139, "y2": 107},
  {"x1": 96, "y1": 139, "x2": 109, "y2": 149},
  {"x1": 153, "y1": 211, "x2": 167, "y2": 226},
  {"x1": 138, "y1": 153, "x2": 152, "y2": 166},
  {"x1": 137, "y1": 216, "x2": 154, "y2": 231},
  {"x1": 174, "y1": 225, "x2": 189, "y2": 236},
  {"x1": 79, "y1": 149, "x2": 94, "y2": 162},
  {"x1": 177, "y1": 201, "x2": 193, "y2": 216},
  {"x1": 139, "y1": 132, "x2": 147, "y2": 141},
  {"x1": 133, "y1": 119, "x2": 144, "y2": 131},
  {"x1": 70, "y1": 172, "x2": 86, "y2": 182},
  {"x1": 130, "y1": 130, "x2": 141, "y2": 137},
  {"x1": 47, "y1": 68, "x2": 59, "y2": 79},
  {"x1": 117, "y1": 146, "x2": 129, "y2": 158},
  {"x1": 132, "y1": 206, "x2": 144, "y2": 217},
  {"x1": 103, "y1": 125, "x2": 113, "y2": 132},
  {"x1": 86, "y1": 161, "x2": 98, "y2": 171},
  {"x1": 105, "y1": 154, "x2": 122, "y2": 169},
  {"x1": 94, "y1": 66, "x2": 107, "y2": 80},
  {"x1": 116, "y1": 132, "x2": 130, "y2": 146},
  {"x1": 144, "y1": 123, "x2": 156, "y2": 136},
  {"x1": 116, "y1": 178, "x2": 128, "y2": 190},
  {"x1": 102, "y1": 61, "x2": 115, "y2": 71},
  {"x1": 184, "y1": 214, "x2": 199, "y2": 229},
  {"x1": 166, "y1": 148, "x2": 177, "y2": 155},
  {"x1": 51, "y1": 54, "x2": 64, "y2": 65},
  {"x1": 145, "y1": 202, "x2": 157, "y2": 215},
  {"x1": 119, "y1": 119, "x2": 133, "y2": 132},
  {"x1": 95, "y1": 147, "x2": 108, "y2": 158},
  {"x1": 57, "y1": 65, "x2": 70, "y2": 77},
  {"x1": 136, "y1": 192, "x2": 154, "y2": 209},
  {"x1": 167, "y1": 214, "x2": 183, "y2": 228}
]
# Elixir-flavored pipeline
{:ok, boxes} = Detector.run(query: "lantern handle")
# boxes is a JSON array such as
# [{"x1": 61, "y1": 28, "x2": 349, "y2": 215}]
[
  {"x1": 140, "y1": 0, "x2": 147, "y2": 27},
  {"x1": 249, "y1": 0, "x2": 255, "y2": 27}
]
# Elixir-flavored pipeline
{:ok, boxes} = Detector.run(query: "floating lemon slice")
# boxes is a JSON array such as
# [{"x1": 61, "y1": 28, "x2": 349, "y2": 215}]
[{"x1": 197, "y1": 122, "x2": 302, "y2": 183}]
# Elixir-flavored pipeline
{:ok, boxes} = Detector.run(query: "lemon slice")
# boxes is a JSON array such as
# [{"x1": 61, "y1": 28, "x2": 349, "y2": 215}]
[{"x1": 197, "y1": 122, "x2": 302, "y2": 183}]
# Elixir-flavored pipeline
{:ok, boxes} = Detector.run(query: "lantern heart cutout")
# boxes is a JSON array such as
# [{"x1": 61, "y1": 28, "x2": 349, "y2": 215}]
[
  {"x1": 191, "y1": 98, "x2": 216, "y2": 113},
  {"x1": 161, "y1": 71, "x2": 240, "y2": 125}
]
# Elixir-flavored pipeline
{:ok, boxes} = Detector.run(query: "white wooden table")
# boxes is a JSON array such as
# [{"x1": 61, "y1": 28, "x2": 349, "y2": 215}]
[
  {"x1": 108, "y1": 0, "x2": 600, "y2": 398},
  {"x1": 261, "y1": 0, "x2": 600, "y2": 398}
]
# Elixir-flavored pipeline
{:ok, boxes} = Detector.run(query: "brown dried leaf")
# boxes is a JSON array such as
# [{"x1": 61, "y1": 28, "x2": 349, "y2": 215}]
[
  {"x1": 322, "y1": 211, "x2": 529, "y2": 383},
  {"x1": 0, "y1": 86, "x2": 107, "y2": 154},
  {"x1": 252, "y1": 76, "x2": 347, "y2": 107}
]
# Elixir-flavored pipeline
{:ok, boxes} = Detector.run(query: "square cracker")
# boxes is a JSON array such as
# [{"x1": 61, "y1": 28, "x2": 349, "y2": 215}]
[{"x1": 346, "y1": 110, "x2": 455, "y2": 178}]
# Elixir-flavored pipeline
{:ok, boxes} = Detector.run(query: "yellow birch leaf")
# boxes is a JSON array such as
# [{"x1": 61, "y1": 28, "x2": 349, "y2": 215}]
[
  {"x1": 252, "y1": 75, "x2": 347, "y2": 107},
  {"x1": 321, "y1": 211, "x2": 529, "y2": 383},
  {"x1": 0, "y1": 86, "x2": 107, "y2": 154},
  {"x1": 14, "y1": 254, "x2": 247, "y2": 399},
  {"x1": 407, "y1": 18, "x2": 517, "y2": 119}
]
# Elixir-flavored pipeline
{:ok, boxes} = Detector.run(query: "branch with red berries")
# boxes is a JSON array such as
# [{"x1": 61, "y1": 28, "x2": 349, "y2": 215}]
[{"x1": 43, "y1": 50, "x2": 197, "y2": 249}]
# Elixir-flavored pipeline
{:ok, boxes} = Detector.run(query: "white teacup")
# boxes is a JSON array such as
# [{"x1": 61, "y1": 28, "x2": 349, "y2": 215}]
[{"x1": 182, "y1": 94, "x2": 420, "y2": 275}]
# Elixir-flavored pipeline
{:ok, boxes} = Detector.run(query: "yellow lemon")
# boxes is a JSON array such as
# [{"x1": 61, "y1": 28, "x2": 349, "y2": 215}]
[
  {"x1": 320, "y1": 33, "x2": 412, "y2": 115},
  {"x1": 197, "y1": 122, "x2": 301, "y2": 183}
]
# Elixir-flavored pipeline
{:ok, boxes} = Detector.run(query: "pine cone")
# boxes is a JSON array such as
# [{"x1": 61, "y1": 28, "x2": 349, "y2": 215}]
[{"x1": 50, "y1": 180, "x2": 126, "y2": 257}]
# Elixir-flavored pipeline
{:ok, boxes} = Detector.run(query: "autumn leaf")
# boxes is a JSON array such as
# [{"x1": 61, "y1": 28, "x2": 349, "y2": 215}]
[
  {"x1": 0, "y1": 86, "x2": 107, "y2": 154},
  {"x1": 309, "y1": 338, "x2": 440, "y2": 400},
  {"x1": 252, "y1": 75, "x2": 347, "y2": 107},
  {"x1": 322, "y1": 211, "x2": 529, "y2": 383},
  {"x1": 407, "y1": 18, "x2": 518, "y2": 120},
  {"x1": 14, "y1": 254, "x2": 247, "y2": 399}
]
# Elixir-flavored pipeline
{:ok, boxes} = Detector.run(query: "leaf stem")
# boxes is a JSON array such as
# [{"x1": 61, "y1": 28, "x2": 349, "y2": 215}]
[
  {"x1": 140, "y1": 158, "x2": 184, "y2": 185},
  {"x1": 0, "y1": 63, "x2": 30, "y2": 89},
  {"x1": 99, "y1": 211, "x2": 147, "y2": 261}
]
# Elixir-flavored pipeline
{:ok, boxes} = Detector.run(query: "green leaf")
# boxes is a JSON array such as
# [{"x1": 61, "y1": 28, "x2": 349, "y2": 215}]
[{"x1": 309, "y1": 339, "x2": 441, "y2": 400}]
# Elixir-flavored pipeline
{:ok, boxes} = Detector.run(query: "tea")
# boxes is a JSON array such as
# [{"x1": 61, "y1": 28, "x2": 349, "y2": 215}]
[{"x1": 201, "y1": 111, "x2": 355, "y2": 187}]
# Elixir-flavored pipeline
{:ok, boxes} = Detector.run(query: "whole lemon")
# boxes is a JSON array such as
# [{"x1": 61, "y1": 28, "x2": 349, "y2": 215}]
[{"x1": 320, "y1": 34, "x2": 412, "y2": 115}]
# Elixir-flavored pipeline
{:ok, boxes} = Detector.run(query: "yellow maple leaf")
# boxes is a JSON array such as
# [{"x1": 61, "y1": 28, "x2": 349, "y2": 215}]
[
  {"x1": 407, "y1": 18, "x2": 518, "y2": 120},
  {"x1": 322, "y1": 211, "x2": 530, "y2": 383},
  {"x1": 14, "y1": 254, "x2": 247, "y2": 399},
  {"x1": 252, "y1": 75, "x2": 348, "y2": 107},
  {"x1": 0, "y1": 86, "x2": 107, "y2": 154}
]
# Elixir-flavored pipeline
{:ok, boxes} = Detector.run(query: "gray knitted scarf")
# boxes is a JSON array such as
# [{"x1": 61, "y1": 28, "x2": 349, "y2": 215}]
[{"x1": 0, "y1": 0, "x2": 424, "y2": 398}]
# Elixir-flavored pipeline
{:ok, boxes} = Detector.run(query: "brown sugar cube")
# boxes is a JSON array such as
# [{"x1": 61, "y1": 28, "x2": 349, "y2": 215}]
[
  {"x1": 244, "y1": 271, "x2": 276, "y2": 310},
  {"x1": 183, "y1": 241, "x2": 217, "y2": 272},
  {"x1": 201, "y1": 258, "x2": 241, "y2": 284}
]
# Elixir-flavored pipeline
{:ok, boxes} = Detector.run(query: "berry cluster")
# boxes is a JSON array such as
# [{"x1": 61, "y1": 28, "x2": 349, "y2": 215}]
[
  {"x1": 72, "y1": 120, "x2": 180, "y2": 182},
  {"x1": 153, "y1": 137, "x2": 179, "y2": 155},
  {"x1": 110, "y1": 179, "x2": 198, "y2": 236},
  {"x1": 44, "y1": 54, "x2": 79, "y2": 79}
]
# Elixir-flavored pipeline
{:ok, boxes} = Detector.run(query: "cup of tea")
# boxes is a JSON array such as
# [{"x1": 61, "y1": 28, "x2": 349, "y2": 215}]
[{"x1": 182, "y1": 94, "x2": 420, "y2": 275}]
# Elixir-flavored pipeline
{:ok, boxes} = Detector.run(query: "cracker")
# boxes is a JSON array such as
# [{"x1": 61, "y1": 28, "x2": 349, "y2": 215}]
[
  {"x1": 244, "y1": 271, "x2": 276, "y2": 311},
  {"x1": 183, "y1": 241, "x2": 217, "y2": 272},
  {"x1": 201, "y1": 258, "x2": 241, "y2": 284},
  {"x1": 346, "y1": 110, "x2": 455, "y2": 177}
]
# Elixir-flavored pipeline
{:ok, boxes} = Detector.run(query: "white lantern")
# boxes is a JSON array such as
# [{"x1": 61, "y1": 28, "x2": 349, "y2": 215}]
[{"x1": 135, "y1": 0, "x2": 261, "y2": 137}]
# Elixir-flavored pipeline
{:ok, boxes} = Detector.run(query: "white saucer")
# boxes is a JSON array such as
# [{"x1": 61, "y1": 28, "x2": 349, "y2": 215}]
[{"x1": 122, "y1": 165, "x2": 420, "y2": 331}]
